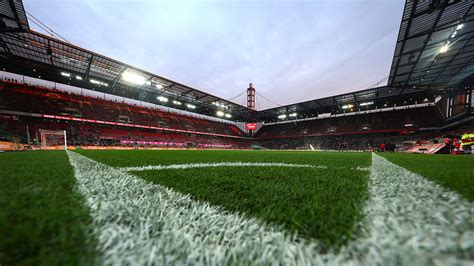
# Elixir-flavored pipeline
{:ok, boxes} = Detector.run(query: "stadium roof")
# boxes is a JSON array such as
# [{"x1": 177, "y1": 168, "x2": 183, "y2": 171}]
[
  {"x1": 0, "y1": 29, "x2": 256, "y2": 120},
  {"x1": 0, "y1": 0, "x2": 473, "y2": 123},
  {"x1": 389, "y1": 1, "x2": 474, "y2": 88}
]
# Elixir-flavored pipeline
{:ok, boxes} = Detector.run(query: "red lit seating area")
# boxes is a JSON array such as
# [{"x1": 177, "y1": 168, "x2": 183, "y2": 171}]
[{"x1": 0, "y1": 81, "x2": 250, "y2": 148}]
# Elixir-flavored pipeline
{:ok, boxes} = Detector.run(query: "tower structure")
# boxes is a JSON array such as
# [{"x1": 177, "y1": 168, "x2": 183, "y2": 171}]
[{"x1": 247, "y1": 83, "x2": 256, "y2": 110}]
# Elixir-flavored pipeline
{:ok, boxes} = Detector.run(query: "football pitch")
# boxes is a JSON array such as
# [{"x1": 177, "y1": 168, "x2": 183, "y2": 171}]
[{"x1": 1, "y1": 150, "x2": 473, "y2": 265}]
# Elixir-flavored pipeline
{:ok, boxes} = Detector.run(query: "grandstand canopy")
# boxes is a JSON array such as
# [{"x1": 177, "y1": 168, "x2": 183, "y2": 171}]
[
  {"x1": 0, "y1": 29, "x2": 257, "y2": 121},
  {"x1": 0, "y1": 0, "x2": 473, "y2": 123},
  {"x1": 388, "y1": 1, "x2": 474, "y2": 88}
]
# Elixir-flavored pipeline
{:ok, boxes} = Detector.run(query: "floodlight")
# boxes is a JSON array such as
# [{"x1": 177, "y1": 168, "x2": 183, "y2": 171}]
[
  {"x1": 60, "y1": 72, "x2": 71, "y2": 77},
  {"x1": 157, "y1": 96, "x2": 168, "y2": 102},
  {"x1": 341, "y1": 104, "x2": 354, "y2": 109},
  {"x1": 173, "y1": 100, "x2": 182, "y2": 105},
  {"x1": 225, "y1": 113, "x2": 232, "y2": 118},
  {"x1": 289, "y1": 113, "x2": 297, "y2": 117},
  {"x1": 75, "y1": 75, "x2": 83, "y2": 80},
  {"x1": 439, "y1": 44, "x2": 449, "y2": 53},
  {"x1": 90, "y1": 79, "x2": 108, "y2": 86},
  {"x1": 359, "y1": 101, "x2": 374, "y2": 106},
  {"x1": 216, "y1": 111, "x2": 225, "y2": 117},
  {"x1": 456, "y1": 24, "x2": 464, "y2": 30},
  {"x1": 186, "y1": 104, "x2": 196, "y2": 109},
  {"x1": 122, "y1": 71, "x2": 146, "y2": 85}
]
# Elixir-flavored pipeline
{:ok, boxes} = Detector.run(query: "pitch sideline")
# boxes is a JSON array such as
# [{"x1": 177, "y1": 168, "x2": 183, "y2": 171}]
[{"x1": 67, "y1": 151, "x2": 473, "y2": 265}]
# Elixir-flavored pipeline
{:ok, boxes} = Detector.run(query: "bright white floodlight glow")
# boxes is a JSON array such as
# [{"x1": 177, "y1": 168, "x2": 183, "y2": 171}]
[
  {"x1": 60, "y1": 72, "x2": 71, "y2": 77},
  {"x1": 75, "y1": 75, "x2": 83, "y2": 80},
  {"x1": 278, "y1": 114, "x2": 287, "y2": 119},
  {"x1": 186, "y1": 104, "x2": 196, "y2": 109},
  {"x1": 456, "y1": 24, "x2": 464, "y2": 30},
  {"x1": 173, "y1": 100, "x2": 182, "y2": 105},
  {"x1": 359, "y1": 101, "x2": 374, "y2": 106},
  {"x1": 341, "y1": 104, "x2": 354, "y2": 109},
  {"x1": 157, "y1": 96, "x2": 168, "y2": 102},
  {"x1": 90, "y1": 79, "x2": 108, "y2": 86},
  {"x1": 439, "y1": 44, "x2": 449, "y2": 53},
  {"x1": 225, "y1": 113, "x2": 232, "y2": 118},
  {"x1": 155, "y1": 84, "x2": 163, "y2": 89},
  {"x1": 216, "y1": 111, "x2": 225, "y2": 117},
  {"x1": 122, "y1": 71, "x2": 146, "y2": 85},
  {"x1": 289, "y1": 113, "x2": 297, "y2": 117}
]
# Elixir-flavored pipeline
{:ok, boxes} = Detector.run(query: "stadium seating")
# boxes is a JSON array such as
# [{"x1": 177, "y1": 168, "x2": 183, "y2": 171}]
[{"x1": 0, "y1": 81, "x2": 251, "y2": 149}]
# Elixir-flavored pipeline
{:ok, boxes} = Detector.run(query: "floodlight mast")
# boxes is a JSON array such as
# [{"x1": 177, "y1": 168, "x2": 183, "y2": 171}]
[
  {"x1": 247, "y1": 83, "x2": 256, "y2": 134},
  {"x1": 247, "y1": 83, "x2": 256, "y2": 110}
]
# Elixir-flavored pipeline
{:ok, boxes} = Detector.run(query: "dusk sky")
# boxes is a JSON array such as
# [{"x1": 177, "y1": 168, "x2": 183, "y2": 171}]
[{"x1": 25, "y1": 0, "x2": 405, "y2": 110}]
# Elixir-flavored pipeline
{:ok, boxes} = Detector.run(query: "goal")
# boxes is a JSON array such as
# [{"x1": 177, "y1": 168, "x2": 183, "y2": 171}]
[{"x1": 39, "y1": 129, "x2": 67, "y2": 150}]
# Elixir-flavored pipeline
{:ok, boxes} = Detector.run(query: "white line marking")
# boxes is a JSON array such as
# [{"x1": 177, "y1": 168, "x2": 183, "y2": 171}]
[
  {"x1": 67, "y1": 151, "x2": 322, "y2": 265},
  {"x1": 338, "y1": 153, "x2": 474, "y2": 265},
  {"x1": 68, "y1": 151, "x2": 473, "y2": 265},
  {"x1": 120, "y1": 162, "x2": 326, "y2": 172}
]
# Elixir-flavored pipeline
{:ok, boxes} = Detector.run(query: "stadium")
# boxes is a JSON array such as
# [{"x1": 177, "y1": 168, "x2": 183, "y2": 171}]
[{"x1": 0, "y1": 0, "x2": 473, "y2": 265}]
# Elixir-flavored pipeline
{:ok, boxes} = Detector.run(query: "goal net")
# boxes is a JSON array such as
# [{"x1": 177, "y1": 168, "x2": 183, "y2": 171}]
[{"x1": 39, "y1": 129, "x2": 67, "y2": 150}]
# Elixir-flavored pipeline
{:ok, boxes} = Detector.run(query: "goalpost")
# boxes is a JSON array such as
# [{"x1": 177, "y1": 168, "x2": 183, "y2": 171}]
[{"x1": 39, "y1": 129, "x2": 67, "y2": 150}]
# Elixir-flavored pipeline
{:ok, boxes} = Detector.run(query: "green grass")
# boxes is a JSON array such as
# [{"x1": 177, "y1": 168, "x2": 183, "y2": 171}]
[
  {"x1": 78, "y1": 149, "x2": 370, "y2": 168},
  {"x1": 0, "y1": 151, "x2": 97, "y2": 265},
  {"x1": 80, "y1": 149, "x2": 371, "y2": 249},
  {"x1": 380, "y1": 153, "x2": 474, "y2": 201}
]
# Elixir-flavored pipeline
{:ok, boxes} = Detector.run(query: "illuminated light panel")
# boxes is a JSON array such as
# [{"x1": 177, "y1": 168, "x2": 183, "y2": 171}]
[
  {"x1": 341, "y1": 104, "x2": 354, "y2": 109},
  {"x1": 90, "y1": 79, "x2": 108, "y2": 86},
  {"x1": 456, "y1": 24, "x2": 464, "y2": 30},
  {"x1": 224, "y1": 113, "x2": 232, "y2": 118},
  {"x1": 278, "y1": 114, "x2": 287, "y2": 119},
  {"x1": 173, "y1": 100, "x2": 182, "y2": 105},
  {"x1": 157, "y1": 96, "x2": 168, "y2": 102},
  {"x1": 359, "y1": 101, "x2": 374, "y2": 106},
  {"x1": 216, "y1": 111, "x2": 225, "y2": 117},
  {"x1": 122, "y1": 71, "x2": 146, "y2": 85},
  {"x1": 75, "y1": 75, "x2": 83, "y2": 80},
  {"x1": 60, "y1": 72, "x2": 71, "y2": 77},
  {"x1": 186, "y1": 104, "x2": 196, "y2": 109},
  {"x1": 289, "y1": 113, "x2": 297, "y2": 117},
  {"x1": 156, "y1": 84, "x2": 163, "y2": 89},
  {"x1": 439, "y1": 44, "x2": 449, "y2": 53}
]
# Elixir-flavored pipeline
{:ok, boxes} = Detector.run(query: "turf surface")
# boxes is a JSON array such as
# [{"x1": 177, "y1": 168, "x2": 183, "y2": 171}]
[
  {"x1": 78, "y1": 149, "x2": 371, "y2": 168},
  {"x1": 380, "y1": 153, "x2": 474, "y2": 201},
  {"x1": 80, "y1": 150, "x2": 371, "y2": 248},
  {"x1": 0, "y1": 151, "x2": 97, "y2": 265}
]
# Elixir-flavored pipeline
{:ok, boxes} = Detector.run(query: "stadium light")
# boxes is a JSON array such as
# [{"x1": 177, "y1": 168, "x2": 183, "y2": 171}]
[
  {"x1": 155, "y1": 83, "x2": 163, "y2": 89},
  {"x1": 359, "y1": 101, "x2": 374, "y2": 106},
  {"x1": 225, "y1": 113, "x2": 232, "y2": 118},
  {"x1": 122, "y1": 71, "x2": 146, "y2": 85},
  {"x1": 216, "y1": 111, "x2": 225, "y2": 117},
  {"x1": 157, "y1": 96, "x2": 168, "y2": 102},
  {"x1": 439, "y1": 44, "x2": 449, "y2": 53},
  {"x1": 341, "y1": 104, "x2": 353, "y2": 109},
  {"x1": 90, "y1": 79, "x2": 108, "y2": 86},
  {"x1": 213, "y1": 101, "x2": 227, "y2": 109},
  {"x1": 75, "y1": 75, "x2": 83, "y2": 80},
  {"x1": 60, "y1": 72, "x2": 71, "y2": 77},
  {"x1": 456, "y1": 24, "x2": 464, "y2": 30},
  {"x1": 173, "y1": 100, "x2": 182, "y2": 105},
  {"x1": 289, "y1": 113, "x2": 297, "y2": 117},
  {"x1": 278, "y1": 114, "x2": 287, "y2": 119},
  {"x1": 186, "y1": 103, "x2": 196, "y2": 109}
]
